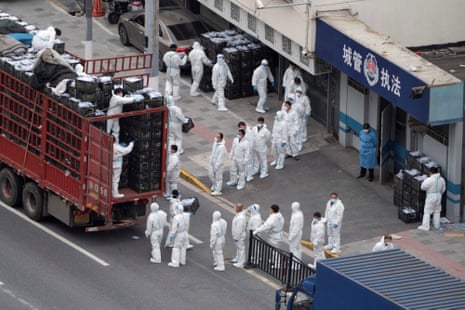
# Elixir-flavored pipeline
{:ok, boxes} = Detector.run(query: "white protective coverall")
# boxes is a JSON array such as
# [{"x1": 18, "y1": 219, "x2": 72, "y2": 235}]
[
  {"x1": 107, "y1": 93, "x2": 139, "y2": 143},
  {"x1": 211, "y1": 54, "x2": 234, "y2": 112},
  {"x1": 210, "y1": 211, "x2": 228, "y2": 271},
  {"x1": 188, "y1": 42, "x2": 211, "y2": 96},
  {"x1": 31, "y1": 26, "x2": 57, "y2": 51},
  {"x1": 167, "y1": 204, "x2": 190, "y2": 267},
  {"x1": 165, "y1": 150, "x2": 180, "y2": 197},
  {"x1": 372, "y1": 236, "x2": 394, "y2": 252},
  {"x1": 284, "y1": 104, "x2": 300, "y2": 158},
  {"x1": 252, "y1": 59, "x2": 274, "y2": 113},
  {"x1": 209, "y1": 137, "x2": 226, "y2": 195},
  {"x1": 310, "y1": 216, "x2": 327, "y2": 268},
  {"x1": 231, "y1": 208, "x2": 248, "y2": 268},
  {"x1": 282, "y1": 65, "x2": 302, "y2": 99},
  {"x1": 112, "y1": 141, "x2": 134, "y2": 198},
  {"x1": 324, "y1": 198, "x2": 345, "y2": 253},
  {"x1": 418, "y1": 172, "x2": 446, "y2": 230},
  {"x1": 252, "y1": 123, "x2": 272, "y2": 178},
  {"x1": 247, "y1": 204, "x2": 263, "y2": 232},
  {"x1": 295, "y1": 88, "x2": 312, "y2": 143},
  {"x1": 288, "y1": 202, "x2": 304, "y2": 260},
  {"x1": 227, "y1": 135, "x2": 250, "y2": 190},
  {"x1": 254, "y1": 211, "x2": 285, "y2": 248},
  {"x1": 163, "y1": 49, "x2": 187, "y2": 100},
  {"x1": 271, "y1": 111, "x2": 288, "y2": 170},
  {"x1": 241, "y1": 125, "x2": 255, "y2": 182},
  {"x1": 167, "y1": 96, "x2": 187, "y2": 154},
  {"x1": 145, "y1": 202, "x2": 167, "y2": 263}
]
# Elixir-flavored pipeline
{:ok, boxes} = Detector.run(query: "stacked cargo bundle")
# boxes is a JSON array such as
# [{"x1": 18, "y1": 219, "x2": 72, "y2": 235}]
[
  {"x1": 398, "y1": 168, "x2": 422, "y2": 223},
  {"x1": 120, "y1": 91, "x2": 164, "y2": 193},
  {"x1": 237, "y1": 45, "x2": 254, "y2": 97}
]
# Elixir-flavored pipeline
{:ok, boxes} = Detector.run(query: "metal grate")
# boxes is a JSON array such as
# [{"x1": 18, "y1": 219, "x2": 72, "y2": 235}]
[
  {"x1": 265, "y1": 24, "x2": 274, "y2": 43},
  {"x1": 247, "y1": 13, "x2": 256, "y2": 32},
  {"x1": 282, "y1": 35, "x2": 291, "y2": 54},
  {"x1": 231, "y1": 3, "x2": 240, "y2": 21},
  {"x1": 214, "y1": 0, "x2": 223, "y2": 11}
]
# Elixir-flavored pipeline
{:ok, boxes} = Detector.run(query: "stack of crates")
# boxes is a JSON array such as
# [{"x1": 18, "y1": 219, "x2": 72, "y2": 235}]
[
  {"x1": 237, "y1": 45, "x2": 254, "y2": 97},
  {"x1": 120, "y1": 92, "x2": 164, "y2": 193},
  {"x1": 223, "y1": 47, "x2": 242, "y2": 100},
  {"x1": 393, "y1": 170, "x2": 403, "y2": 207},
  {"x1": 398, "y1": 169, "x2": 422, "y2": 223}
]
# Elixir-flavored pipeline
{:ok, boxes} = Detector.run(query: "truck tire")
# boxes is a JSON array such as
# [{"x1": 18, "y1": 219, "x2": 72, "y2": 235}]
[
  {"x1": 22, "y1": 182, "x2": 43, "y2": 221},
  {"x1": 0, "y1": 168, "x2": 23, "y2": 206}
]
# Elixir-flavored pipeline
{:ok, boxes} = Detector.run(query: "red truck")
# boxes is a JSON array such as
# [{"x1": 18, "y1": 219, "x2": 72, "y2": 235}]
[{"x1": 0, "y1": 53, "x2": 168, "y2": 231}]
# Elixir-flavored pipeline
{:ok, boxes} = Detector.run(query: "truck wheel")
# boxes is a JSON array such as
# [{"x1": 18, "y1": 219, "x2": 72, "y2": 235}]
[
  {"x1": 0, "y1": 168, "x2": 23, "y2": 206},
  {"x1": 119, "y1": 25, "x2": 130, "y2": 46},
  {"x1": 22, "y1": 182, "x2": 43, "y2": 221}
]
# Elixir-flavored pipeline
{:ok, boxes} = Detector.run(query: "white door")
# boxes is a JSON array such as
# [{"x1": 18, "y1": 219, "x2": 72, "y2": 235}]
[{"x1": 380, "y1": 104, "x2": 393, "y2": 183}]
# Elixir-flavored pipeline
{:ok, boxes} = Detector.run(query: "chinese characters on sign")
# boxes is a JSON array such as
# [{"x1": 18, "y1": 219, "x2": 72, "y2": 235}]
[{"x1": 343, "y1": 44, "x2": 401, "y2": 97}]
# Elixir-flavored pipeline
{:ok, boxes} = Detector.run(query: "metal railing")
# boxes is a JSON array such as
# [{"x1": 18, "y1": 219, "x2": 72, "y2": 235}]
[{"x1": 247, "y1": 231, "x2": 315, "y2": 290}]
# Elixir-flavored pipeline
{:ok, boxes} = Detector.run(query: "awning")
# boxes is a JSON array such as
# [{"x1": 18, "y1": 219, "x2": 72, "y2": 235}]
[{"x1": 315, "y1": 14, "x2": 463, "y2": 125}]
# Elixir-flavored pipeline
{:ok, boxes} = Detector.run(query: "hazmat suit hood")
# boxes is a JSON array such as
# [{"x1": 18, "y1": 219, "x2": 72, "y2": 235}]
[
  {"x1": 291, "y1": 202, "x2": 300, "y2": 213},
  {"x1": 261, "y1": 59, "x2": 268, "y2": 66},
  {"x1": 296, "y1": 86, "x2": 303, "y2": 94},
  {"x1": 212, "y1": 210, "x2": 221, "y2": 222},
  {"x1": 276, "y1": 111, "x2": 285, "y2": 121},
  {"x1": 217, "y1": 54, "x2": 225, "y2": 64},
  {"x1": 165, "y1": 95, "x2": 175, "y2": 106},
  {"x1": 150, "y1": 202, "x2": 160, "y2": 213},
  {"x1": 192, "y1": 41, "x2": 201, "y2": 50},
  {"x1": 249, "y1": 203, "x2": 260, "y2": 214}
]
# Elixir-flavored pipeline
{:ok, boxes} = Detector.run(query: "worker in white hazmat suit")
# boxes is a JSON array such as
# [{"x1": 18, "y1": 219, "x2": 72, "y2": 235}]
[
  {"x1": 165, "y1": 145, "x2": 180, "y2": 199},
  {"x1": 167, "y1": 203, "x2": 190, "y2": 267},
  {"x1": 237, "y1": 121, "x2": 255, "y2": 182},
  {"x1": 309, "y1": 211, "x2": 326, "y2": 269},
  {"x1": 282, "y1": 63, "x2": 302, "y2": 100},
  {"x1": 167, "y1": 96, "x2": 188, "y2": 155},
  {"x1": 251, "y1": 117, "x2": 272, "y2": 179},
  {"x1": 324, "y1": 193, "x2": 345, "y2": 254},
  {"x1": 112, "y1": 139, "x2": 134, "y2": 198},
  {"x1": 163, "y1": 44, "x2": 187, "y2": 100},
  {"x1": 226, "y1": 129, "x2": 250, "y2": 191},
  {"x1": 295, "y1": 86, "x2": 312, "y2": 143},
  {"x1": 271, "y1": 111, "x2": 288, "y2": 170},
  {"x1": 372, "y1": 234, "x2": 394, "y2": 252},
  {"x1": 107, "y1": 87, "x2": 142, "y2": 143},
  {"x1": 254, "y1": 204, "x2": 285, "y2": 268},
  {"x1": 288, "y1": 202, "x2": 304, "y2": 260},
  {"x1": 31, "y1": 26, "x2": 61, "y2": 52},
  {"x1": 210, "y1": 210, "x2": 227, "y2": 271},
  {"x1": 211, "y1": 54, "x2": 234, "y2": 112},
  {"x1": 188, "y1": 41, "x2": 212, "y2": 96},
  {"x1": 283, "y1": 100, "x2": 300, "y2": 161},
  {"x1": 209, "y1": 132, "x2": 226, "y2": 196},
  {"x1": 247, "y1": 203, "x2": 263, "y2": 265},
  {"x1": 252, "y1": 59, "x2": 274, "y2": 113},
  {"x1": 231, "y1": 203, "x2": 247, "y2": 268},
  {"x1": 145, "y1": 202, "x2": 167, "y2": 263},
  {"x1": 418, "y1": 167, "x2": 446, "y2": 231}
]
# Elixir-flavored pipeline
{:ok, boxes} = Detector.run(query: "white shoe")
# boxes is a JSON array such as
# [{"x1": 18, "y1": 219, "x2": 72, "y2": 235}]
[
  {"x1": 150, "y1": 258, "x2": 161, "y2": 264},
  {"x1": 323, "y1": 244, "x2": 333, "y2": 250},
  {"x1": 113, "y1": 193, "x2": 124, "y2": 198},
  {"x1": 230, "y1": 258, "x2": 238, "y2": 263},
  {"x1": 168, "y1": 262, "x2": 179, "y2": 268},
  {"x1": 210, "y1": 185, "x2": 215, "y2": 191},
  {"x1": 236, "y1": 185, "x2": 245, "y2": 191},
  {"x1": 226, "y1": 181, "x2": 236, "y2": 186},
  {"x1": 246, "y1": 176, "x2": 254, "y2": 182},
  {"x1": 331, "y1": 249, "x2": 341, "y2": 254},
  {"x1": 214, "y1": 266, "x2": 225, "y2": 271},
  {"x1": 190, "y1": 92, "x2": 200, "y2": 97},
  {"x1": 270, "y1": 161, "x2": 277, "y2": 166},
  {"x1": 211, "y1": 191, "x2": 222, "y2": 196},
  {"x1": 275, "y1": 165, "x2": 283, "y2": 170},
  {"x1": 187, "y1": 244, "x2": 194, "y2": 250},
  {"x1": 259, "y1": 173, "x2": 269, "y2": 179},
  {"x1": 417, "y1": 225, "x2": 429, "y2": 231},
  {"x1": 173, "y1": 96, "x2": 181, "y2": 101},
  {"x1": 307, "y1": 263, "x2": 315, "y2": 269},
  {"x1": 233, "y1": 263, "x2": 244, "y2": 268},
  {"x1": 255, "y1": 108, "x2": 266, "y2": 114},
  {"x1": 218, "y1": 107, "x2": 229, "y2": 112}
]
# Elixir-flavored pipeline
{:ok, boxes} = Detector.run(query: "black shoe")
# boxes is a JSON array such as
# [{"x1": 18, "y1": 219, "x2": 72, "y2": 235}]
[
  {"x1": 285, "y1": 155, "x2": 292, "y2": 159},
  {"x1": 368, "y1": 178, "x2": 373, "y2": 182},
  {"x1": 294, "y1": 156, "x2": 300, "y2": 161},
  {"x1": 356, "y1": 175, "x2": 364, "y2": 179}
]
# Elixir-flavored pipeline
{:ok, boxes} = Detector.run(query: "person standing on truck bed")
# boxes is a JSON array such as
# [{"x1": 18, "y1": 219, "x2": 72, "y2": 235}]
[
  {"x1": 165, "y1": 145, "x2": 180, "y2": 199},
  {"x1": 107, "y1": 87, "x2": 141, "y2": 143},
  {"x1": 324, "y1": 193, "x2": 344, "y2": 254},
  {"x1": 112, "y1": 138, "x2": 134, "y2": 198}
]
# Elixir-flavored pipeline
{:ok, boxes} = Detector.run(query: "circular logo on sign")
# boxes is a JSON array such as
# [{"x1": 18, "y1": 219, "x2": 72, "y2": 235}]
[{"x1": 363, "y1": 53, "x2": 379, "y2": 86}]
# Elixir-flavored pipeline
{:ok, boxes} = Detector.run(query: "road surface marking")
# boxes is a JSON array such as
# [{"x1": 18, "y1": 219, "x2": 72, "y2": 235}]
[
  {"x1": 0, "y1": 203, "x2": 110, "y2": 267},
  {"x1": 0, "y1": 280, "x2": 38, "y2": 310},
  {"x1": 163, "y1": 223, "x2": 204, "y2": 244}
]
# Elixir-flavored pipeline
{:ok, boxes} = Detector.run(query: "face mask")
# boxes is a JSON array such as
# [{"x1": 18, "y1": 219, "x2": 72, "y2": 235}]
[
  {"x1": 237, "y1": 135, "x2": 241, "y2": 139},
  {"x1": 330, "y1": 199, "x2": 337, "y2": 204},
  {"x1": 214, "y1": 137, "x2": 218, "y2": 142},
  {"x1": 257, "y1": 124, "x2": 263, "y2": 128},
  {"x1": 364, "y1": 129, "x2": 369, "y2": 133},
  {"x1": 312, "y1": 219, "x2": 317, "y2": 225}
]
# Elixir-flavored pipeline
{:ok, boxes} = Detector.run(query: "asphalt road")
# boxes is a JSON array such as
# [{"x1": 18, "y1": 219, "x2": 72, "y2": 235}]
[{"x1": 0, "y1": 182, "x2": 276, "y2": 310}]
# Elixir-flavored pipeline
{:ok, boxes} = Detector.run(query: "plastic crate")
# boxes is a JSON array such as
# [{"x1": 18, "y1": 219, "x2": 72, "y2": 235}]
[{"x1": 398, "y1": 207, "x2": 417, "y2": 223}]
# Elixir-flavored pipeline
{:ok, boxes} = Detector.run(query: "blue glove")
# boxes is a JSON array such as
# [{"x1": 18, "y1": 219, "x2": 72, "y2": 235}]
[
  {"x1": 333, "y1": 224, "x2": 338, "y2": 229},
  {"x1": 271, "y1": 81, "x2": 275, "y2": 88},
  {"x1": 134, "y1": 96, "x2": 143, "y2": 103},
  {"x1": 253, "y1": 85, "x2": 257, "y2": 92},
  {"x1": 280, "y1": 142, "x2": 286, "y2": 148},
  {"x1": 169, "y1": 236, "x2": 174, "y2": 242},
  {"x1": 190, "y1": 212, "x2": 194, "y2": 217},
  {"x1": 305, "y1": 113, "x2": 310, "y2": 120}
]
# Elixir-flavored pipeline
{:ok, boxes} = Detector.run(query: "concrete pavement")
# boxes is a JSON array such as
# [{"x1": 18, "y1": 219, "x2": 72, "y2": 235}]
[{"x1": 3, "y1": 0, "x2": 465, "y2": 282}]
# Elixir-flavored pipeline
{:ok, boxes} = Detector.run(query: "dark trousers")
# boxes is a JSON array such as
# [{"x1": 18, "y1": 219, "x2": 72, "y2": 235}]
[{"x1": 359, "y1": 167, "x2": 374, "y2": 181}]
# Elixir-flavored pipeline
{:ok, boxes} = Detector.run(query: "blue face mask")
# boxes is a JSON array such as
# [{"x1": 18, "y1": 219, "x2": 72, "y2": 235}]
[
  {"x1": 257, "y1": 124, "x2": 263, "y2": 128},
  {"x1": 330, "y1": 199, "x2": 337, "y2": 204}
]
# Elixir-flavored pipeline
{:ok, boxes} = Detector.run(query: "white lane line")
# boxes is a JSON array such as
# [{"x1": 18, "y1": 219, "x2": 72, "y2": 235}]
[
  {"x1": 0, "y1": 280, "x2": 38, "y2": 310},
  {"x1": 163, "y1": 223, "x2": 204, "y2": 244},
  {"x1": 0, "y1": 203, "x2": 110, "y2": 267}
]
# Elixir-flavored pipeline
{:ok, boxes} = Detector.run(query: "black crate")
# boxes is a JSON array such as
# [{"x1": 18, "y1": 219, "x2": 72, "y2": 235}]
[
  {"x1": 123, "y1": 77, "x2": 144, "y2": 93},
  {"x1": 129, "y1": 181, "x2": 157, "y2": 193},
  {"x1": 76, "y1": 76, "x2": 98, "y2": 94},
  {"x1": 398, "y1": 207, "x2": 418, "y2": 223}
]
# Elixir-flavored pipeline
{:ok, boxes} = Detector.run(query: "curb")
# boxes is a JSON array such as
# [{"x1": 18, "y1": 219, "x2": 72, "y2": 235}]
[
  {"x1": 180, "y1": 168, "x2": 211, "y2": 194},
  {"x1": 301, "y1": 240, "x2": 340, "y2": 258}
]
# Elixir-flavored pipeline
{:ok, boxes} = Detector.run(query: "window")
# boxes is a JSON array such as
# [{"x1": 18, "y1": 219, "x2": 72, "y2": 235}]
[
  {"x1": 167, "y1": 21, "x2": 209, "y2": 41},
  {"x1": 265, "y1": 24, "x2": 274, "y2": 43},
  {"x1": 214, "y1": 0, "x2": 223, "y2": 11},
  {"x1": 134, "y1": 14, "x2": 145, "y2": 27},
  {"x1": 231, "y1": 3, "x2": 240, "y2": 21},
  {"x1": 282, "y1": 35, "x2": 291, "y2": 54},
  {"x1": 247, "y1": 13, "x2": 256, "y2": 32}
]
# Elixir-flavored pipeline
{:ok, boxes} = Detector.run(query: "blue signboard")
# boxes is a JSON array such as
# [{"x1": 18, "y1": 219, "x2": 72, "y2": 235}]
[{"x1": 316, "y1": 19, "x2": 430, "y2": 123}]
